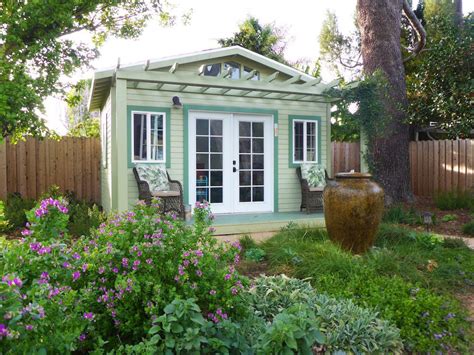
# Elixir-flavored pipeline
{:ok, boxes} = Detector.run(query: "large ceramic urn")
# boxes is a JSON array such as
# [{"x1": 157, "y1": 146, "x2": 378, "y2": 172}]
[{"x1": 323, "y1": 172, "x2": 384, "y2": 254}]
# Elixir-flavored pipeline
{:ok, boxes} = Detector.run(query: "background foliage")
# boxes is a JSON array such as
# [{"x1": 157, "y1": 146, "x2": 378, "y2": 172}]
[{"x1": 0, "y1": 0, "x2": 183, "y2": 141}]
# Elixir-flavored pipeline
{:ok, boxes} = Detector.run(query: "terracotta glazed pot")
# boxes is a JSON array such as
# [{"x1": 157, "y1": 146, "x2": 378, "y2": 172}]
[{"x1": 323, "y1": 172, "x2": 384, "y2": 254}]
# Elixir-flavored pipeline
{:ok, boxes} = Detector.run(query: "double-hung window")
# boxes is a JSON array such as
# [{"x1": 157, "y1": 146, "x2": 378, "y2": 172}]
[
  {"x1": 293, "y1": 119, "x2": 318, "y2": 163},
  {"x1": 132, "y1": 111, "x2": 166, "y2": 163}
]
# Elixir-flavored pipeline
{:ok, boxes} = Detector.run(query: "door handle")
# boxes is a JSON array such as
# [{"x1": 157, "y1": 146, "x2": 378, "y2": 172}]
[
  {"x1": 233, "y1": 167, "x2": 237, "y2": 173},
  {"x1": 233, "y1": 160, "x2": 236, "y2": 165}
]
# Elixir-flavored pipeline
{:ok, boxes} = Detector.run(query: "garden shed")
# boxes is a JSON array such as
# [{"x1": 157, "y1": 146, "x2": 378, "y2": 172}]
[{"x1": 89, "y1": 46, "x2": 338, "y2": 222}]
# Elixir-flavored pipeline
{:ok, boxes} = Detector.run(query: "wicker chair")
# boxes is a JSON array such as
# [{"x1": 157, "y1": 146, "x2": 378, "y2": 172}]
[
  {"x1": 296, "y1": 167, "x2": 328, "y2": 213},
  {"x1": 132, "y1": 167, "x2": 185, "y2": 219}
]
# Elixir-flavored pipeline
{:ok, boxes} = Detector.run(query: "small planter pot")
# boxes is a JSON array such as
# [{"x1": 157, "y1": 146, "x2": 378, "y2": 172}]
[{"x1": 323, "y1": 172, "x2": 384, "y2": 254}]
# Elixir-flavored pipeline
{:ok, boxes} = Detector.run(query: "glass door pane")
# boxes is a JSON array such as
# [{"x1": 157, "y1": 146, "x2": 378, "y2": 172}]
[
  {"x1": 238, "y1": 121, "x2": 264, "y2": 202},
  {"x1": 195, "y1": 118, "x2": 223, "y2": 203}
]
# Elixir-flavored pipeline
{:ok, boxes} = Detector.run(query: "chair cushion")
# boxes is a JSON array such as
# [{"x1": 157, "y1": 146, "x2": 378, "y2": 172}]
[
  {"x1": 152, "y1": 191, "x2": 180, "y2": 197},
  {"x1": 301, "y1": 163, "x2": 325, "y2": 188},
  {"x1": 135, "y1": 164, "x2": 170, "y2": 192},
  {"x1": 309, "y1": 186, "x2": 324, "y2": 192}
]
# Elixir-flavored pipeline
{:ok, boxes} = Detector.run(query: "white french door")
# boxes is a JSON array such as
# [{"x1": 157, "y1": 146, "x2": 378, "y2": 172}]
[{"x1": 189, "y1": 111, "x2": 273, "y2": 214}]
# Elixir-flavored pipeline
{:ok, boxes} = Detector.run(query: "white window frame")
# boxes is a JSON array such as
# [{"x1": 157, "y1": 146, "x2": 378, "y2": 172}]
[
  {"x1": 131, "y1": 110, "x2": 167, "y2": 164},
  {"x1": 293, "y1": 119, "x2": 318, "y2": 164}
]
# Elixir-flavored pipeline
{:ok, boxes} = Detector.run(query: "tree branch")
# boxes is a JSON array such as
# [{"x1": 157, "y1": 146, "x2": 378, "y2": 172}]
[{"x1": 402, "y1": 0, "x2": 427, "y2": 62}]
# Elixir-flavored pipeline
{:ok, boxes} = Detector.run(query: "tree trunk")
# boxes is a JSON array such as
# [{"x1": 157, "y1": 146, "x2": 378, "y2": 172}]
[
  {"x1": 357, "y1": 0, "x2": 412, "y2": 203},
  {"x1": 454, "y1": 0, "x2": 463, "y2": 28}
]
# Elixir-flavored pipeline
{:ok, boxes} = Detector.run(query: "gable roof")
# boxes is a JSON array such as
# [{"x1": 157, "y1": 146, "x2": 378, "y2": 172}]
[{"x1": 89, "y1": 46, "x2": 338, "y2": 111}]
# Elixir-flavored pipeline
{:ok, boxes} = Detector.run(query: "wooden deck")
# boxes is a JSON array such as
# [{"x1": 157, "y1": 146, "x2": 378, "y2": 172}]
[{"x1": 189, "y1": 212, "x2": 325, "y2": 236}]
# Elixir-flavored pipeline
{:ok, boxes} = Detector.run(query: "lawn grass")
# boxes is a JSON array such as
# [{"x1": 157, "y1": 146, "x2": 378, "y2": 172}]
[{"x1": 256, "y1": 224, "x2": 474, "y2": 352}]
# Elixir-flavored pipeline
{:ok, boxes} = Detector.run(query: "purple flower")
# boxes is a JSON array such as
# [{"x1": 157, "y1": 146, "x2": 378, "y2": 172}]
[
  {"x1": 224, "y1": 273, "x2": 232, "y2": 280},
  {"x1": 83, "y1": 312, "x2": 94, "y2": 320},
  {"x1": 72, "y1": 271, "x2": 81, "y2": 281},
  {"x1": 72, "y1": 253, "x2": 81, "y2": 260},
  {"x1": 79, "y1": 333, "x2": 87, "y2": 341},
  {"x1": 195, "y1": 250, "x2": 204, "y2": 258},
  {"x1": 21, "y1": 229, "x2": 32, "y2": 236},
  {"x1": 62, "y1": 262, "x2": 70, "y2": 269},
  {"x1": 196, "y1": 269, "x2": 203, "y2": 277},
  {"x1": 209, "y1": 290, "x2": 216, "y2": 295},
  {"x1": 38, "y1": 272, "x2": 50, "y2": 285},
  {"x1": 132, "y1": 260, "x2": 140, "y2": 270},
  {"x1": 445, "y1": 313, "x2": 455, "y2": 320},
  {"x1": 25, "y1": 324, "x2": 34, "y2": 331},
  {"x1": 38, "y1": 246, "x2": 52, "y2": 255},
  {"x1": 146, "y1": 258, "x2": 153, "y2": 265},
  {"x1": 98, "y1": 267, "x2": 105, "y2": 274},
  {"x1": 82, "y1": 264, "x2": 88, "y2": 272},
  {"x1": 122, "y1": 258, "x2": 129, "y2": 268},
  {"x1": 0, "y1": 324, "x2": 9, "y2": 338},
  {"x1": 112, "y1": 267, "x2": 119, "y2": 273},
  {"x1": 30, "y1": 242, "x2": 41, "y2": 252}
]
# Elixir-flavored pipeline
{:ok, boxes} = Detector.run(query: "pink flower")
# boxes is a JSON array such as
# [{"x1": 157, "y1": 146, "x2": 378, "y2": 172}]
[
  {"x1": 0, "y1": 324, "x2": 10, "y2": 338},
  {"x1": 21, "y1": 229, "x2": 32, "y2": 236},
  {"x1": 146, "y1": 258, "x2": 153, "y2": 264},
  {"x1": 29, "y1": 242, "x2": 41, "y2": 251},
  {"x1": 83, "y1": 312, "x2": 94, "y2": 320},
  {"x1": 72, "y1": 271, "x2": 81, "y2": 281},
  {"x1": 209, "y1": 290, "x2": 216, "y2": 295},
  {"x1": 196, "y1": 269, "x2": 203, "y2": 277}
]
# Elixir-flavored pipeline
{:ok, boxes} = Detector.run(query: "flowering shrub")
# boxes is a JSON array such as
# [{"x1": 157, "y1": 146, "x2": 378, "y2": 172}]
[
  {"x1": 23, "y1": 197, "x2": 69, "y2": 241},
  {"x1": 0, "y1": 199, "x2": 245, "y2": 352}
]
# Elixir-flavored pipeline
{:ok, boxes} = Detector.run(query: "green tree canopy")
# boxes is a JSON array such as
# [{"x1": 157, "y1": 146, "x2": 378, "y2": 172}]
[
  {"x1": 320, "y1": 0, "x2": 473, "y2": 140},
  {"x1": 218, "y1": 16, "x2": 288, "y2": 64},
  {"x1": 406, "y1": 4, "x2": 473, "y2": 137},
  {"x1": 0, "y1": 0, "x2": 182, "y2": 141}
]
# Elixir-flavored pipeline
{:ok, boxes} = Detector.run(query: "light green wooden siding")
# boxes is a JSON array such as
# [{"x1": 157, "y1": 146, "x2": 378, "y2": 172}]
[
  {"x1": 100, "y1": 94, "x2": 112, "y2": 212},
  {"x1": 125, "y1": 88, "x2": 328, "y2": 212}
]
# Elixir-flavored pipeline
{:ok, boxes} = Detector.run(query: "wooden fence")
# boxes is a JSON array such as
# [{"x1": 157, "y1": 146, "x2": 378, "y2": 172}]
[
  {"x1": 0, "y1": 138, "x2": 472, "y2": 203},
  {"x1": 332, "y1": 142, "x2": 361, "y2": 175},
  {"x1": 0, "y1": 137, "x2": 100, "y2": 203},
  {"x1": 409, "y1": 139, "x2": 474, "y2": 196}
]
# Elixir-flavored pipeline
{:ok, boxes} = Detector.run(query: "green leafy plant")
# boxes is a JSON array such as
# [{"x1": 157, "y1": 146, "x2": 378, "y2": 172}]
[
  {"x1": 382, "y1": 204, "x2": 422, "y2": 225},
  {"x1": 257, "y1": 304, "x2": 325, "y2": 354},
  {"x1": 67, "y1": 202, "x2": 104, "y2": 237},
  {"x1": 462, "y1": 220, "x2": 474, "y2": 236},
  {"x1": 441, "y1": 214, "x2": 457, "y2": 222},
  {"x1": 3, "y1": 193, "x2": 35, "y2": 231},
  {"x1": 244, "y1": 275, "x2": 402, "y2": 353},
  {"x1": 239, "y1": 235, "x2": 257, "y2": 252},
  {"x1": 434, "y1": 191, "x2": 474, "y2": 211},
  {"x1": 245, "y1": 248, "x2": 266, "y2": 262}
]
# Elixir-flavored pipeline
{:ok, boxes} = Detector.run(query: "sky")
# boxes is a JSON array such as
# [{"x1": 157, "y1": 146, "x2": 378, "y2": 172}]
[{"x1": 45, "y1": 0, "x2": 474, "y2": 134}]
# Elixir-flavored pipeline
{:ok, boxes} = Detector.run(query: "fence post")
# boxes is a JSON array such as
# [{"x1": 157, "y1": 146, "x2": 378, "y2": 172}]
[{"x1": 0, "y1": 140, "x2": 7, "y2": 200}]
